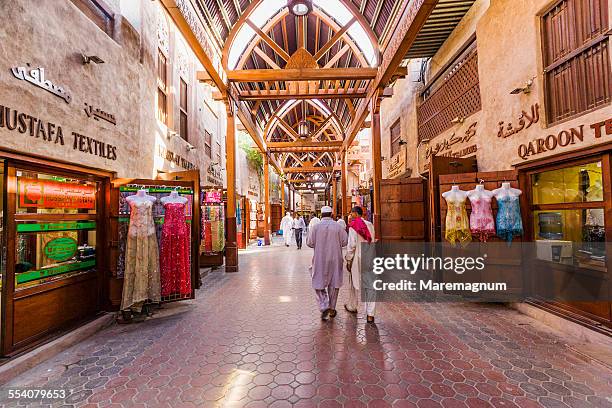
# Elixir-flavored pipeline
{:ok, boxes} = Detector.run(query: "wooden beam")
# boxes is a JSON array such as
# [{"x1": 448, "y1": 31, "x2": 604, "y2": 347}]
[
  {"x1": 239, "y1": 88, "x2": 368, "y2": 100},
  {"x1": 246, "y1": 18, "x2": 291, "y2": 62},
  {"x1": 228, "y1": 68, "x2": 378, "y2": 82},
  {"x1": 313, "y1": 17, "x2": 356, "y2": 61},
  {"x1": 269, "y1": 146, "x2": 341, "y2": 153},
  {"x1": 283, "y1": 166, "x2": 334, "y2": 173},
  {"x1": 287, "y1": 178, "x2": 321, "y2": 183},
  {"x1": 268, "y1": 141, "x2": 343, "y2": 148},
  {"x1": 343, "y1": 0, "x2": 438, "y2": 150}
]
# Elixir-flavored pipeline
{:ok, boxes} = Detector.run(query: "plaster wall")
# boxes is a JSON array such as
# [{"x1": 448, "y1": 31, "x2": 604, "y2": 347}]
[{"x1": 381, "y1": 0, "x2": 612, "y2": 176}]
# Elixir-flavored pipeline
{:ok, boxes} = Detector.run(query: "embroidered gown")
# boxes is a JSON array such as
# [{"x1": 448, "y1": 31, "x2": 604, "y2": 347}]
[
  {"x1": 160, "y1": 202, "x2": 191, "y2": 297},
  {"x1": 122, "y1": 200, "x2": 161, "y2": 312},
  {"x1": 445, "y1": 197, "x2": 472, "y2": 245},
  {"x1": 496, "y1": 195, "x2": 523, "y2": 242},
  {"x1": 468, "y1": 195, "x2": 496, "y2": 242}
]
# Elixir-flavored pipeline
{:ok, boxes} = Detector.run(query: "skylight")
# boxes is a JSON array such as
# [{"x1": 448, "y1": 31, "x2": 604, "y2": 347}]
[{"x1": 227, "y1": 0, "x2": 378, "y2": 69}]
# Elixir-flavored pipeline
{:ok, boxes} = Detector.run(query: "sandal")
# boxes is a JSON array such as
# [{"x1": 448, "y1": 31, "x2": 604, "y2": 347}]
[
  {"x1": 344, "y1": 304, "x2": 357, "y2": 314},
  {"x1": 367, "y1": 315, "x2": 375, "y2": 324}
]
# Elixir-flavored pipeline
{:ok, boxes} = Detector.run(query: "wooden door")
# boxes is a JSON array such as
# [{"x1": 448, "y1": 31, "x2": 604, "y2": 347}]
[
  {"x1": 380, "y1": 177, "x2": 428, "y2": 241},
  {"x1": 428, "y1": 156, "x2": 478, "y2": 242},
  {"x1": 271, "y1": 203, "x2": 282, "y2": 233}
]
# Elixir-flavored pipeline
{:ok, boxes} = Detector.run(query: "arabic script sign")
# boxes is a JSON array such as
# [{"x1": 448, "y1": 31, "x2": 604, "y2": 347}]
[
  {"x1": 497, "y1": 104, "x2": 540, "y2": 138},
  {"x1": 387, "y1": 148, "x2": 407, "y2": 178},
  {"x1": 426, "y1": 122, "x2": 477, "y2": 159},
  {"x1": 18, "y1": 178, "x2": 96, "y2": 209},
  {"x1": 84, "y1": 103, "x2": 116, "y2": 125},
  {"x1": 44, "y1": 237, "x2": 78, "y2": 262},
  {"x1": 11, "y1": 66, "x2": 71, "y2": 103}
]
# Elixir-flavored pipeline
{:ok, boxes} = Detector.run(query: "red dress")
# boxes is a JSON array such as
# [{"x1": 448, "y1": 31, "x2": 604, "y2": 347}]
[{"x1": 160, "y1": 202, "x2": 191, "y2": 296}]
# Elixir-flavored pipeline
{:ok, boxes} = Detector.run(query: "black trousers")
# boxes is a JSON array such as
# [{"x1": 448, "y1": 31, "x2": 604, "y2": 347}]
[{"x1": 294, "y1": 228, "x2": 303, "y2": 248}]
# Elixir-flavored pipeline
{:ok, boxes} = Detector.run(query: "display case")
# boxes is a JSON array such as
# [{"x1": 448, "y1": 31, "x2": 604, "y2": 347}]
[{"x1": 200, "y1": 188, "x2": 225, "y2": 267}]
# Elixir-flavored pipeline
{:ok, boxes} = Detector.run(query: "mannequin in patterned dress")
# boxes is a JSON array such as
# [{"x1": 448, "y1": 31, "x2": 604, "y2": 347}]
[{"x1": 160, "y1": 191, "x2": 191, "y2": 297}]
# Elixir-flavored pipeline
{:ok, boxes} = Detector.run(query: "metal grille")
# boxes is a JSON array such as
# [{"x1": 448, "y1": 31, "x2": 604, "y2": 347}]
[{"x1": 417, "y1": 49, "x2": 481, "y2": 143}]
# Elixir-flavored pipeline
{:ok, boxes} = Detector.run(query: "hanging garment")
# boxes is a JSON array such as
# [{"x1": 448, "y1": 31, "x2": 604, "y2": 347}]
[
  {"x1": 496, "y1": 195, "x2": 523, "y2": 242},
  {"x1": 445, "y1": 199, "x2": 472, "y2": 245},
  {"x1": 468, "y1": 196, "x2": 496, "y2": 242},
  {"x1": 122, "y1": 200, "x2": 161, "y2": 311},
  {"x1": 160, "y1": 202, "x2": 191, "y2": 297}
]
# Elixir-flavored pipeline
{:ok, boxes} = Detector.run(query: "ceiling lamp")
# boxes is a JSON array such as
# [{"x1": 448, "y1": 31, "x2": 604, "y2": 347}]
[
  {"x1": 298, "y1": 120, "x2": 309, "y2": 140},
  {"x1": 288, "y1": 0, "x2": 312, "y2": 16}
]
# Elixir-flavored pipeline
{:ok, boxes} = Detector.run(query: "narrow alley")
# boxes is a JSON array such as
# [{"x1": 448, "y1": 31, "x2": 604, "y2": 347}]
[{"x1": 3, "y1": 240, "x2": 611, "y2": 408}]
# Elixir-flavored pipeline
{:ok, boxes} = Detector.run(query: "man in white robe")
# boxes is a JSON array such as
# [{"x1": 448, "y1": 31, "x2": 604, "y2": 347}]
[
  {"x1": 345, "y1": 206, "x2": 377, "y2": 323},
  {"x1": 280, "y1": 212, "x2": 293, "y2": 247},
  {"x1": 307, "y1": 213, "x2": 320, "y2": 241},
  {"x1": 307, "y1": 206, "x2": 348, "y2": 320}
]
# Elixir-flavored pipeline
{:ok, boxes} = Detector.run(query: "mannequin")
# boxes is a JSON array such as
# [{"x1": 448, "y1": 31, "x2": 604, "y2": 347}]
[
  {"x1": 160, "y1": 190, "x2": 191, "y2": 297},
  {"x1": 126, "y1": 189, "x2": 157, "y2": 204},
  {"x1": 467, "y1": 184, "x2": 495, "y2": 242},
  {"x1": 493, "y1": 182, "x2": 523, "y2": 242},
  {"x1": 442, "y1": 186, "x2": 471, "y2": 245},
  {"x1": 161, "y1": 189, "x2": 188, "y2": 204},
  {"x1": 122, "y1": 189, "x2": 161, "y2": 321}
]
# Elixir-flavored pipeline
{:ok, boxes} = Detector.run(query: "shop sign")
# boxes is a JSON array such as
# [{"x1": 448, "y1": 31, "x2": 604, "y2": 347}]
[
  {"x1": 517, "y1": 118, "x2": 612, "y2": 160},
  {"x1": 84, "y1": 102, "x2": 116, "y2": 125},
  {"x1": 347, "y1": 145, "x2": 370, "y2": 161},
  {"x1": 17, "y1": 221, "x2": 96, "y2": 233},
  {"x1": 387, "y1": 149, "x2": 407, "y2": 178},
  {"x1": 18, "y1": 178, "x2": 96, "y2": 209},
  {"x1": 11, "y1": 66, "x2": 71, "y2": 103},
  {"x1": 426, "y1": 122, "x2": 477, "y2": 159},
  {"x1": 16, "y1": 259, "x2": 95, "y2": 285},
  {"x1": 44, "y1": 237, "x2": 78, "y2": 262},
  {"x1": 497, "y1": 103, "x2": 540, "y2": 138},
  {"x1": 0, "y1": 105, "x2": 118, "y2": 160},
  {"x1": 156, "y1": 144, "x2": 196, "y2": 170}
]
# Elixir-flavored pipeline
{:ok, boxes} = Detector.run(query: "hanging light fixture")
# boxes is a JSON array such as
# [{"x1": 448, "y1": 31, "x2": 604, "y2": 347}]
[
  {"x1": 298, "y1": 101, "x2": 309, "y2": 140},
  {"x1": 288, "y1": 0, "x2": 312, "y2": 16}
]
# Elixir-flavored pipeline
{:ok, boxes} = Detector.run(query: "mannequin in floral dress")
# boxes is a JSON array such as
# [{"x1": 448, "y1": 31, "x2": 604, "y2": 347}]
[
  {"x1": 122, "y1": 189, "x2": 161, "y2": 316},
  {"x1": 443, "y1": 186, "x2": 471, "y2": 245},
  {"x1": 160, "y1": 191, "x2": 191, "y2": 297},
  {"x1": 467, "y1": 184, "x2": 495, "y2": 242},
  {"x1": 493, "y1": 182, "x2": 523, "y2": 242}
]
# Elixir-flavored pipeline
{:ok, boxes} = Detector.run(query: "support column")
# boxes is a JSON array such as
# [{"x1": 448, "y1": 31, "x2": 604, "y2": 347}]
[
  {"x1": 292, "y1": 189, "x2": 296, "y2": 213},
  {"x1": 371, "y1": 94, "x2": 383, "y2": 239},
  {"x1": 263, "y1": 154, "x2": 271, "y2": 245},
  {"x1": 225, "y1": 101, "x2": 238, "y2": 272},
  {"x1": 281, "y1": 180, "x2": 285, "y2": 213},
  {"x1": 341, "y1": 152, "x2": 348, "y2": 220},
  {"x1": 332, "y1": 174, "x2": 338, "y2": 217}
]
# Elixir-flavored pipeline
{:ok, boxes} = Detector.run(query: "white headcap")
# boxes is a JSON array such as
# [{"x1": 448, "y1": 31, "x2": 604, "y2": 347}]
[
  {"x1": 321, "y1": 206, "x2": 333, "y2": 214},
  {"x1": 286, "y1": 212, "x2": 291, "y2": 216}
]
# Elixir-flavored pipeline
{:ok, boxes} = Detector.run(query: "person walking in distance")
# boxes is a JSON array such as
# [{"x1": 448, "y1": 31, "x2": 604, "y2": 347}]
[
  {"x1": 344, "y1": 206, "x2": 377, "y2": 324},
  {"x1": 293, "y1": 213, "x2": 306, "y2": 249},
  {"x1": 280, "y1": 212, "x2": 293, "y2": 247},
  {"x1": 307, "y1": 206, "x2": 348, "y2": 320}
]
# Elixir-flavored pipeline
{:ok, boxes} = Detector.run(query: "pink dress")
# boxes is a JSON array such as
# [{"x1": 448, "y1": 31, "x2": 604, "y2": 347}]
[
  {"x1": 468, "y1": 195, "x2": 495, "y2": 242},
  {"x1": 160, "y1": 202, "x2": 191, "y2": 297}
]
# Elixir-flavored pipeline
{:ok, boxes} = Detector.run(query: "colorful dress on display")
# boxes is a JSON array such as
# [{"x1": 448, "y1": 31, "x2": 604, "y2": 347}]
[
  {"x1": 122, "y1": 200, "x2": 161, "y2": 312},
  {"x1": 468, "y1": 196, "x2": 496, "y2": 242},
  {"x1": 160, "y1": 203, "x2": 191, "y2": 297},
  {"x1": 445, "y1": 198, "x2": 472, "y2": 245},
  {"x1": 495, "y1": 195, "x2": 523, "y2": 242}
]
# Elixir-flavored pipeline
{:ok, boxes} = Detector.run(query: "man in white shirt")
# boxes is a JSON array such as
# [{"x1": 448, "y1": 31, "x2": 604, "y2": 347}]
[
  {"x1": 344, "y1": 206, "x2": 377, "y2": 323},
  {"x1": 292, "y1": 214, "x2": 306, "y2": 249}
]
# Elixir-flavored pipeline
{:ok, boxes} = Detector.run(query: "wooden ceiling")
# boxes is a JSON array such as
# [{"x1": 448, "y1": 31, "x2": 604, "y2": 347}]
[{"x1": 188, "y1": 0, "x2": 466, "y2": 190}]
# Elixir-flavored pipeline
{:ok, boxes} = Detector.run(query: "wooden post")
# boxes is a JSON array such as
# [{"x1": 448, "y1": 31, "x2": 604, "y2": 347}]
[
  {"x1": 281, "y1": 180, "x2": 285, "y2": 213},
  {"x1": 225, "y1": 102, "x2": 239, "y2": 272},
  {"x1": 341, "y1": 152, "x2": 348, "y2": 220},
  {"x1": 371, "y1": 94, "x2": 383, "y2": 239},
  {"x1": 292, "y1": 189, "x2": 296, "y2": 213},
  {"x1": 263, "y1": 154, "x2": 271, "y2": 245},
  {"x1": 332, "y1": 174, "x2": 338, "y2": 217}
]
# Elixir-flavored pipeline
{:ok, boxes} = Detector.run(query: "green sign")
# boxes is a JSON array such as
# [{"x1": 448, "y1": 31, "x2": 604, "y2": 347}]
[
  {"x1": 44, "y1": 237, "x2": 78, "y2": 262},
  {"x1": 16, "y1": 259, "x2": 96, "y2": 284},
  {"x1": 17, "y1": 221, "x2": 96, "y2": 233}
]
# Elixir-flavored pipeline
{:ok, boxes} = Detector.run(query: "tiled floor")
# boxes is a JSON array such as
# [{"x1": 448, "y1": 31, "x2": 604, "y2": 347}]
[{"x1": 2, "y1": 238, "x2": 612, "y2": 407}]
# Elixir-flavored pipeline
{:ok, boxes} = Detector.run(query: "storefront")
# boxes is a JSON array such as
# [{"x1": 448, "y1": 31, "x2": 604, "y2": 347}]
[{"x1": 0, "y1": 151, "x2": 112, "y2": 356}]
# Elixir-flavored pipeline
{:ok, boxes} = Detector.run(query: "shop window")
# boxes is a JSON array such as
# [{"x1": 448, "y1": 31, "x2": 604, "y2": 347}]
[
  {"x1": 204, "y1": 130, "x2": 212, "y2": 158},
  {"x1": 390, "y1": 119, "x2": 402, "y2": 157},
  {"x1": 530, "y1": 160, "x2": 605, "y2": 271},
  {"x1": 157, "y1": 50, "x2": 168, "y2": 125},
  {"x1": 417, "y1": 40, "x2": 481, "y2": 142},
  {"x1": 542, "y1": 0, "x2": 610, "y2": 124},
  {"x1": 14, "y1": 171, "x2": 98, "y2": 289},
  {"x1": 69, "y1": 0, "x2": 114, "y2": 37},
  {"x1": 179, "y1": 79, "x2": 188, "y2": 141}
]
